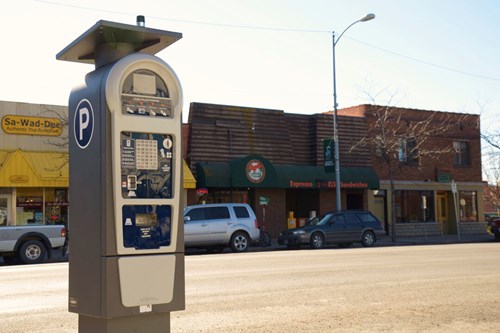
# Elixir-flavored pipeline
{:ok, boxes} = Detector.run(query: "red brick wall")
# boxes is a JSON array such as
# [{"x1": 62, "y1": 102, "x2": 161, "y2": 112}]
[{"x1": 339, "y1": 104, "x2": 482, "y2": 182}]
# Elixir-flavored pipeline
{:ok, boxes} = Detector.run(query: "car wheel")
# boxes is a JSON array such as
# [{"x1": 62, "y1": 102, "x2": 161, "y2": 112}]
[
  {"x1": 230, "y1": 232, "x2": 250, "y2": 252},
  {"x1": 361, "y1": 231, "x2": 376, "y2": 247},
  {"x1": 310, "y1": 232, "x2": 325, "y2": 249},
  {"x1": 19, "y1": 240, "x2": 47, "y2": 264}
]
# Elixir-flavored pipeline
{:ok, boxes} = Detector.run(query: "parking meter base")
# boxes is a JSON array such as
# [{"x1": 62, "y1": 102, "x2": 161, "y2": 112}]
[{"x1": 79, "y1": 313, "x2": 170, "y2": 333}]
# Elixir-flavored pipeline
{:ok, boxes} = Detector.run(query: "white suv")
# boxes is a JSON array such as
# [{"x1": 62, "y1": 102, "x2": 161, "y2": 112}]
[{"x1": 183, "y1": 203, "x2": 260, "y2": 252}]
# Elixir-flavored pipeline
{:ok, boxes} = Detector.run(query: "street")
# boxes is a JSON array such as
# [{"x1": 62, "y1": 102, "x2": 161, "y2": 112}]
[{"x1": 1, "y1": 243, "x2": 499, "y2": 332}]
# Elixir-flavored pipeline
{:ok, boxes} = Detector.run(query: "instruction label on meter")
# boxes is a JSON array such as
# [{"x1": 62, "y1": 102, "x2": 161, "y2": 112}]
[{"x1": 121, "y1": 131, "x2": 173, "y2": 199}]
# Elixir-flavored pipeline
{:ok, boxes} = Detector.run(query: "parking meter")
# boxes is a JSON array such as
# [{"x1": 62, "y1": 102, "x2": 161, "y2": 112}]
[{"x1": 57, "y1": 20, "x2": 184, "y2": 333}]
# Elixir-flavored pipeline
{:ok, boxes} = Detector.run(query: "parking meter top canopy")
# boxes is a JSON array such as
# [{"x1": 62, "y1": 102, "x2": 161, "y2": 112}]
[{"x1": 56, "y1": 20, "x2": 182, "y2": 68}]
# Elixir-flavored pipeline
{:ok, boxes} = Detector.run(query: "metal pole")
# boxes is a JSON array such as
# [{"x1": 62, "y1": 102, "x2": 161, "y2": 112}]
[
  {"x1": 330, "y1": 14, "x2": 374, "y2": 212},
  {"x1": 332, "y1": 31, "x2": 342, "y2": 211}
]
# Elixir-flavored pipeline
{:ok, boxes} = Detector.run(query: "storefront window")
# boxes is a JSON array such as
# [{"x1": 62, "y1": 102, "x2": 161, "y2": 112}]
[
  {"x1": 16, "y1": 188, "x2": 43, "y2": 225},
  {"x1": 0, "y1": 196, "x2": 8, "y2": 226},
  {"x1": 15, "y1": 188, "x2": 69, "y2": 226},
  {"x1": 459, "y1": 191, "x2": 477, "y2": 222},
  {"x1": 45, "y1": 189, "x2": 69, "y2": 225},
  {"x1": 394, "y1": 190, "x2": 434, "y2": 223},
  {"x1": 199, "y1": 189, "x2": 249, "y2": 204}
]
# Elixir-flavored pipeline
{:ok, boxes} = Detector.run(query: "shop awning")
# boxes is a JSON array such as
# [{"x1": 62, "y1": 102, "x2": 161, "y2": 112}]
[
  {"x1": 0, "y1": 149, "x2": 69, "y2": 187},
  {"x1": 195, "y1": 155, "x2": 379, "y2": 189},
  {"x1": 196, "y1": 162, "x2": 231, "y2": 187},
  {"x1": 183, "y1": 160, "x2": 197, "y2": 189}
]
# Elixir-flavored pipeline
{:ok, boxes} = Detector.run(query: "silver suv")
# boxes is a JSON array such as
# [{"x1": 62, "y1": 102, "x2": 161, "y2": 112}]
[{"x1": 183, "y1": 203, "x2": 260, "y2": 252}]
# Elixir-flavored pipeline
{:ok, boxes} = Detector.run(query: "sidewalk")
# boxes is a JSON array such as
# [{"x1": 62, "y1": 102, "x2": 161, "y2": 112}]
[
  {"x1": 261, "y1": 232, "x2": 495, "y2": 251},
  {"x1": 377, "y1": 232, "x2": 494, "y2": 246}
]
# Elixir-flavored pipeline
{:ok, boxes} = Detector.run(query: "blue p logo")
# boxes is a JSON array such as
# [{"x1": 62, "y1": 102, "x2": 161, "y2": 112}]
[{"x1": 74, "y1": 99, "x2": 94, "y2": 149}]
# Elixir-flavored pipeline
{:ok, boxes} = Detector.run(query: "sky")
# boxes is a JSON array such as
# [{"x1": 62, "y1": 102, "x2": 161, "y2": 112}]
[{"x1": 1, "y1": 1, "x2": 499, "y2": 134}]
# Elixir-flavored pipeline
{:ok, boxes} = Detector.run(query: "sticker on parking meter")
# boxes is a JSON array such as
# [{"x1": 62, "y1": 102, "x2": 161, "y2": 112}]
[
  {"x1": 74, "y1": 99, "x2": 94, "y2": 149},
  {"x1": 120, "y1": 131, "x2": 173, "y2": 199}
]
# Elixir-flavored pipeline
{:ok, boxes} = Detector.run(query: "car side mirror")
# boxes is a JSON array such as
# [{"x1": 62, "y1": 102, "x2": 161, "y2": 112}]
[{"x1": 184, "y1": 216, "x2": 190, "y2": 222}]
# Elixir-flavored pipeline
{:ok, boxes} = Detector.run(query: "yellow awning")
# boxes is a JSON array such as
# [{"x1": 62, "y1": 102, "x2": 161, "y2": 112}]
[
  {"x1": 0, "y1": 149, "x2": 68, "y2": 187},
  {"x1": 183, "y1": 160, "x2": 197, "y2": 189},
  {"x1": 0, "y1": 149, "x2": 197, "y2": 189}
]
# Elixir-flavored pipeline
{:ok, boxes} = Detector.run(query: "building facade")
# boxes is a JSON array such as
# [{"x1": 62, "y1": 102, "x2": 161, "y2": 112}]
[
  {"x1": 0, "y1": 101, "x2": 69, "y2": 227},
  {"x1": 338, "y1": 104, "x2": 486, "y2": 237},
  {"x1": 185, "y1": 102, "x2": 380, "y2": 237},
  {"x1": 186, "y1": 102, "x2": 487, "y2": 238}
]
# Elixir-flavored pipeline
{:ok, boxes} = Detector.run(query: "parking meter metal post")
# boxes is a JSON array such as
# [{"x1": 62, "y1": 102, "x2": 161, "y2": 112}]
[{"x1": 57, "y1": 19, "x2": 185, "y2": 333}]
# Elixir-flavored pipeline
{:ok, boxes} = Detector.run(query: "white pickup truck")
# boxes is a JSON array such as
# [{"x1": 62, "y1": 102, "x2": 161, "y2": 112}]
[{"x1": 0, "y1": 225, "x2": 66, "y2": 265}]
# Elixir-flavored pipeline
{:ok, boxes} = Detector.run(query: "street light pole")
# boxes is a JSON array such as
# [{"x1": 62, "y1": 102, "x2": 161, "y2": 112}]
[{"x1": 332, "y1": 13, "x2": 375, "y2": 211}]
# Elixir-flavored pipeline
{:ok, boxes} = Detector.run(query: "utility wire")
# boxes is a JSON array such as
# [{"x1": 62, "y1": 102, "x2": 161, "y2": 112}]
[
  {"x1": 347, "y1": 36, "x2": 500, "y2": 82},
  {"x1": 37, "y1": 0, "x2": 500, "y2": 82}
]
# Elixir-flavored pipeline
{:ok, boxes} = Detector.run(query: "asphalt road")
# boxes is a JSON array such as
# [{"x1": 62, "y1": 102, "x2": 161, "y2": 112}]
[{"x1": 1, "y1": 243, "x2": 499, "y2": 333}]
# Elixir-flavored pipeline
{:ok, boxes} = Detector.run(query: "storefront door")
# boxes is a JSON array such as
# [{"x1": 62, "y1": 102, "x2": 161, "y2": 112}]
[
  {"x1": 0, "y1": 194, "x2": 11, "y2": 226},
  {"x1": 436, "y1": 192, "x2": 449, "y2": 234}
]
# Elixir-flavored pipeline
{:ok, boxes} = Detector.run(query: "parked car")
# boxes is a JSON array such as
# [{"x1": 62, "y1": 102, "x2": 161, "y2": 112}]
[
  {"x1": 183, "y1": 203, "x2": 260, "y2": 252},
  {"x1": 486, "y1": 216, "x2": 500, "y2": 241},
  {"x1": 278, "y1": 210, "x2": 385, "y2": 249}
]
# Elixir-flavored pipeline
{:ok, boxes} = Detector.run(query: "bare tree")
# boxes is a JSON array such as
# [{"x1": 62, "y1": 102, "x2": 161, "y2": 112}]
[
  {"x1": 39, "y1": 106, "x2": 69, "y2": 171},
  {"x1": 349, "y1": 92, "x2": 469, "y2": 242}
]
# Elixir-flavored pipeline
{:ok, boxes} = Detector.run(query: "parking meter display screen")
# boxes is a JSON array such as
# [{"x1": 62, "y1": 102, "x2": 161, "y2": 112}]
[
  {"x1": 121, "y1": 131, "x2": 173, "y2": 199},
  {"x1": 122, "y1": 205, "x2": 171, "y2": 249},
  {"x1": 121, "y1": 69, "x2": 173, "y2": 118}
]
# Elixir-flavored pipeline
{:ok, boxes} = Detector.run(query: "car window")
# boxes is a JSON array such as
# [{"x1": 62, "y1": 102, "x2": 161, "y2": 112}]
[
  {"x1": 234, "y1": 206, "x2": 250, "y2": 218},
  {"x1": 205, "y1": 207, "x2": 230, "y2": 220},
  {"x1": 185, "y1": 208, "x2": 204, "y2": 221},
  {"x1": 331, "y1": 215, "x2": 346, "y2": 225},
  {"x1": 312, "y1": 213, "x2": 334, "y2": 226},
  {"x1": 358, "y1": 212, "x2": 378, "y2": 223},
  {"x1": 345, "y1": 213, "x2": 361, "y2": 224}
]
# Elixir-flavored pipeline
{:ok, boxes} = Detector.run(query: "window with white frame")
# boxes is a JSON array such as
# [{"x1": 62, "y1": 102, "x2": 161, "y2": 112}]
[
  {"x1": 398, "y1": 137, "x2": 417, "y2": 164},
  {"x1": 453, "y1": 141, "x2": 470, "y2": 166}
]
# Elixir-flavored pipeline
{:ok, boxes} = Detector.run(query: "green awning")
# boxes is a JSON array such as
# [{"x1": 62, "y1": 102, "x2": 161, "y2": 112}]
[
  {"x1": 196, "y1": 162, "x2": 231, "y2": 187},
  {"x1": 195, "y1": 156, "x2": 379, "y2": 189}
]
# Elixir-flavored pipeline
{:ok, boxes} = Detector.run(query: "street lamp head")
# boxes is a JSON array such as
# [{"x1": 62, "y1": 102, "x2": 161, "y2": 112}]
[{"x1": 359, "y1": 13, "x2": 375, "y2": 22}]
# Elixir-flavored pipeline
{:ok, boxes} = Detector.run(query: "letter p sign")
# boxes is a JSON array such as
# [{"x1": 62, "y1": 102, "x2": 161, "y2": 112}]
[{"x1": 74, "y1": 99, "x2": 94, "y2": 149}]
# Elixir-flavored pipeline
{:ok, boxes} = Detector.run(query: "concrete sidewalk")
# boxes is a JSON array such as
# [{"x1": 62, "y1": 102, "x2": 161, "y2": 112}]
[
  {"x1": 262, "y1": 232, "x2": 495, "y2": 251},
  {"x1": 377, "y1": 232, "x2": 495, "y2": 246}
]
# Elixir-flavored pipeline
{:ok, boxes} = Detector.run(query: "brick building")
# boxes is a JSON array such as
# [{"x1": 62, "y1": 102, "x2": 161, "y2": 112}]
[
  {"x1": 338, "y1": 104, "x2": 486, "y2": 236},
  {"x1": 185, "y1": 102, "x2": 379, "y2": 238},
  {"x1": 185, "y1": 102, "x2": 487, "y2": 238}
]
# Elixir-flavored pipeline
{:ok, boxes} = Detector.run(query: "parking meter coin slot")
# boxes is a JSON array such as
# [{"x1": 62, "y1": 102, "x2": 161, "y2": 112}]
[{"x1": 123, "y1": 205, "x2": 171, "y2": 249}]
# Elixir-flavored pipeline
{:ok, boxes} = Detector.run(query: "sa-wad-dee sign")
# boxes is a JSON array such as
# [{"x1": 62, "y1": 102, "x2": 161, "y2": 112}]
[{"x1": 1, "y1": 115, "x2": 63, "y2": 137}]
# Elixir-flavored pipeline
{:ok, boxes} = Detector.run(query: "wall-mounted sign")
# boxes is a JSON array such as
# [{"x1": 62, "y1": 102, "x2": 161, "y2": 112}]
[
  {"x1": 246, "y1": 159, "x2": 266, "y2": 183},
  {"x1": 323, "y1": 138, "x2": 334, "y2": 173},
  {"x1": 1, "y1": 115, "x2": 63, "y2": 137},
  {"x1": 9, "y1": 175, "x2": 29, "y2": 183}
]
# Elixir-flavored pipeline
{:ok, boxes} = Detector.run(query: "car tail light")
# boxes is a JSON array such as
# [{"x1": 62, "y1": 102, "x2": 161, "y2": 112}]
[
  {"x1": 61, "y1": 226, "x2": 67, "y2": 238},
  {"x1": 254, "y1": 219, "x2": 259, "y2": 229}
]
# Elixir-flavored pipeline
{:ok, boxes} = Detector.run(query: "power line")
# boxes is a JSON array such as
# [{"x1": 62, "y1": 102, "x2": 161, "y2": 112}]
[
  {"x1": 37, "y1": 0, "x2": 500, "y2": 82},
  {"x1": 347, "y1": 36, "x2": 500, "y2": 82}
]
